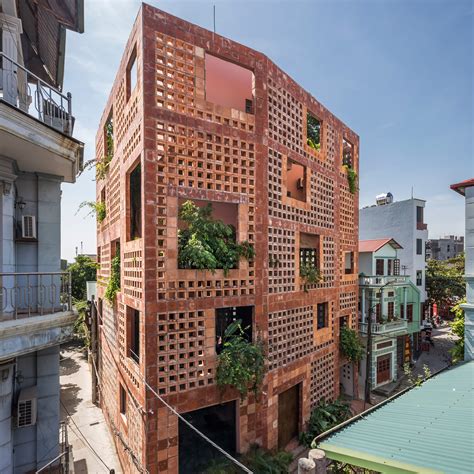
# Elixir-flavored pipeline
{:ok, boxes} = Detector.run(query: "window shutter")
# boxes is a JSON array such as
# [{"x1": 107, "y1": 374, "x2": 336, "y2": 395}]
[
  {"x1": 22, "y1": 215, "x2": 37, "y2": 239},
  {"x1": 17, "y1": 387, "x2": 37, "y2": 427}
]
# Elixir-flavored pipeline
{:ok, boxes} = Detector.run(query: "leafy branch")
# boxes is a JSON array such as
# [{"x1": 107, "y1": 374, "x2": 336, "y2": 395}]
[
  {"x1": 105, "y1": 255, "x2": 120, "y2": 305},
  {"x1": 300, "y1": 262, "x2": 322, "y2": 292},
  {"x1": 343, "y1": 164, "x2": 358, "y2": 194},
  {"x1": 339, "y1": 326, "x2": 365, "y2": 363},
  {"x1": 77, "y1": 200, "x2": 106, "y2": 223}
]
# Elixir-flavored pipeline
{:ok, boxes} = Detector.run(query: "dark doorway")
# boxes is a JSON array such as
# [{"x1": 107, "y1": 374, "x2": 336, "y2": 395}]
[
  {"x1": 179, "y1": 401, "x2": 237, "y2": 474},
  {"x1": 376, "y1": 354, "x2": 391, "y2": 385},
  {"x1": 278, "y1": 384, "x2": 300, "y2": 449}
]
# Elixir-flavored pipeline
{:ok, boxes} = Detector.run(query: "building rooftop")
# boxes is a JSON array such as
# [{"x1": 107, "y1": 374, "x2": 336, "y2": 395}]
[
  {"x1": 319, "y1": 361, "x2": 474, "y2": 474},
  {"x1": 450, "y1": 178, "x2": 474, "y2": 196},
  {"x1": 359, "y1": 238, "x2": 402, "y2": 253}
]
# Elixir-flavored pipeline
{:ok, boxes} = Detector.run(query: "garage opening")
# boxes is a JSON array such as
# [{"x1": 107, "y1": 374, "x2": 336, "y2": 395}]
[{"x1": 179, "y1": 401, "x2": 237, "y2": 473}]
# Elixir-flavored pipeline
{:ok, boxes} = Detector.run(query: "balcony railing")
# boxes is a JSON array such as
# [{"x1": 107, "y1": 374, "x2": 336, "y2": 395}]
[
  {"x1": 360, "y1": 319, "x2": 408, "y2": 335},
  {"x1": 0, "y1": 52, "x2": 74, "y2": 135},
  {"x1": 359, "y1": 275, "x2": 410, "y2": 286},
  {"x1": 417, "y1": 222, "x2": 428, "y2": 231},
  {"x1": 0, "y1": 272, "x2": 72, "y2": 321}
]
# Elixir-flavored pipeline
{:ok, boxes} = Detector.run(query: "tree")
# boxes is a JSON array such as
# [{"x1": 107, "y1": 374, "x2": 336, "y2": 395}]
[
  {"x1": 426, "y1": 253, "x2": 465, "y2": 307},
  {"x1": 450, "y1": 298, "x2": 466, "y2": 363},
  {"x1": 67, "y1": 255, "x2": 98, "y2": 300}
]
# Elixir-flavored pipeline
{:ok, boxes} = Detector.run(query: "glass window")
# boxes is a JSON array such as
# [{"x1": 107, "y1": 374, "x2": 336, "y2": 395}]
[{"x1": 317, "y1": 303, "x2": 328, "y2": 329}]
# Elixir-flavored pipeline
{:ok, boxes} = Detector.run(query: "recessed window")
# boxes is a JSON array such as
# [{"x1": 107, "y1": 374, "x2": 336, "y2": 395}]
[
  {"x1": 416, "y1": 206, "x2": 424, "y2": 225},
  {"x1": 416, "y1": 270, "x2": 422, "y2": 286},
  {"x1": 342, "y1": 138, "x2": 353, "y2": 167},
  {"x1": 119, "y1": 385, "x2": 127, "y2": 416},
  {"x1": 286, "y1": 158, "x2": 306, "y2": 202},
  {"x1": 375, "y1": 259, "x2": 384, "y2": 275},
  {"x1": 388, "y1": 301, "x2": 394, "y2": 319},
  {"x1": 401, "y1": 303, "x2": 414, "y2": 322},
  {"x1": 127, "y1": 307, "x2": 140, "y2": 364},
  {"x1": 317, "y1": 302, "x2": 328, "y2": 330},
  {"x1": 215, "y1": 306, "x2": 253, "y2": 354},
  {"x1": 104, "y1": 110, "x2": 114, "y2": 160},
  {"x1": 128, "y1": 162, "x2": 142, "y2": 240},
  {"x1": 393, "y1": 259, "x2": 400, "y2": 275},
  {"x1": 344, "y1": 251, "x2": 354, "y2": 274},
  {"x1": 126, "y1": 47, "x2": 137, "y2": 100},
  {"x1": 416, "y1": 239, "x2": 423, "y2": 255},
  {"x1": 205, "y1": 54, "x2": 254, "y2": 113},
  {"x1": 300, "y1": 233, "x2": 320, "y2": 270},
  {"x1": 306, "y1": 112, "x2": 321, "y2": 151}
]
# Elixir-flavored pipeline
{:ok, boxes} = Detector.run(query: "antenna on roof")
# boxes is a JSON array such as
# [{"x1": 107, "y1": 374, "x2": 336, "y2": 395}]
[
  {"x1": 411, "y1": 186, "x2": 414, "y2": 199},
  {"x1": 213, "y1": 5, "x2": 216, "y2": 35}
]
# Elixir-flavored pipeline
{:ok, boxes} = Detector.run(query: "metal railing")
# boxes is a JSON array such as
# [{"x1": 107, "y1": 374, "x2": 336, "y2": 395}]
[
  {"x1": 35, "y1": 421, "x2": 71, "y2": 473},
  {"x1": 359, "y1": 319, "x2": 408, "y2": 335},
  {"x1": 359, "y1": 275, "x2": 409, "y2": 286},
  {"x1": 0, "y1": 52, "x2": 74, "y2": 135},
  {"x1": 0, "y1": 272, "x2": 72, "y2": 321}
]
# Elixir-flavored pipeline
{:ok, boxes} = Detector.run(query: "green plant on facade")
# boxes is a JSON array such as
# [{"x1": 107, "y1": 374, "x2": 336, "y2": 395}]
[
  {"x1": 300, "y1": 262, "x2": 322, "y2": 292},
  {"x1": 96, "y1": 157, "x2": 111, "y2": 180},
  {"x1": 450, "y1": 298, "x2": 466, "y2": 363},
  {"x1": 216, "y1": 321, "x2": 266, "y2": 400},
  {"x1": 77, "y1": 200, "x2": 107, "y2": 223},
  {"x1": 178, "y1": 200, "x2": 255, "y2": 275},
  {"x1": 403, "y1": 363, "x2": 431, "y2": 387},
  {"x1": 339, "y1": 326, "x2": 365, "y2": 363},
  {"x1": 343, "y1": 165, "x2": 358, "y2": 194},
  {"x1": 300, "y1": 398, "x2": 352, "y2": 448},
  {"x1": 105, "y1": 254, "x2": 121, "y2": 305},
  {"x1": 307, "y1": 113, "x2": 321, "y2": 151},
  {"x1": 204, "y1": 444, "x2": 292, "y2": 474}
]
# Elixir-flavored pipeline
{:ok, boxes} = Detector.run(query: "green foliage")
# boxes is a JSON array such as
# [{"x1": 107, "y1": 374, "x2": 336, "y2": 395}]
[
  {"x1": 67, "y1": 255, "x2": 98, "y2": 300},
  {"x1": 73, "y1": 298, "x2": 90, "y2": 347},
  {"x1": 403, "y1": 363, "x2": 431, "y2": 387},
  {"x1": 105, "y1": 116, "x2": 114, "y2": 160},
  {"x1": 178, "y1": 201, "x2": 255, "y2": 275},
  {"x1": 300, "y1": 262, "x2": 322, "y2": 292},
  {"x1": 343, "y1": 165, "x2": 358, "y2": 194},
  {"x1": 307, "y1": 113, "x2": 321, "y2": 151},
  {"x1": 450, "y1": 298, "x2": 466, "y2": 363},
  {"x1": 77, "y1": 200, "x2": 107, "y2": 223},
  {"x1": 96, "y1": 157, "x2": 111, "y2": 180},
  {"x1": 204, "y1": 445, "x2": 292, "y2": 474},
  {"x1": 300, "y1": 398, "x2": 352, "y2": 448},
  {"x1": 216, "y1": 321, "x2": 266, "y2": 400},
  {"x1": 426, "y1": 254, "x2": 465, "y2": 307},
  {"x1": 105, "y1": 255, "x2": 121, "y2": 305},
  {"x1": 339, "y1": 327, "x2": 365, "y2": 363}
]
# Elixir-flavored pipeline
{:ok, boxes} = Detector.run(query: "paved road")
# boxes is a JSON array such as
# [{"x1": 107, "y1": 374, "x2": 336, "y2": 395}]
[{"x1": 60, "y1": 342, "x2": 121, "y2": 473}]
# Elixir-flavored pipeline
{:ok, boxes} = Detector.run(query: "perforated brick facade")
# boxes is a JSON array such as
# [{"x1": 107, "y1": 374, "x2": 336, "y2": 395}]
[{"x1": 96, "y1": 5, "x2": 359, "y2": 473}]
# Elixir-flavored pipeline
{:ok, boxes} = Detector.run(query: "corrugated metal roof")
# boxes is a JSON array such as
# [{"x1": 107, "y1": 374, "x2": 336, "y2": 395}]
[{"x1": 319, "y1": 362, "x2": 474, "y2": 473}]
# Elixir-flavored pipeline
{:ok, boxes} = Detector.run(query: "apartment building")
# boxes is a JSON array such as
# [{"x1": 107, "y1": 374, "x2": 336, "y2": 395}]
[
  {"x1": 95, "y1": 4, "x2": 359, "y2": 473},
  {"x1": 0, "y1": 0, "x2": 84, "y2": 472},
  {"x1": 358, "y1": 239, "x2": 421, "y2": 394},
  {"x1": 427, "y1": 235, "x2": 464, "y2": 261}
]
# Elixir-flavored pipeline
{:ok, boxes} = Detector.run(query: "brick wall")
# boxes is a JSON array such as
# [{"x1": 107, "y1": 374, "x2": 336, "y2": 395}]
[{"x1": 96, "y1": 4, "x2": 359, "y2": 473}]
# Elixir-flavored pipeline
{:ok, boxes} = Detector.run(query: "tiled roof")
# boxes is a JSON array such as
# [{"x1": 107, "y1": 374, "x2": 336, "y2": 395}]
[
  {"x1": 451, "y1": 178, "x2": 474, "y2": 196},
  {"x1": 319, "y1": 362, "x2": 474, "y2": 474},
  {"x1": 359, "y1": 238, "x2": 403, "y2": 253}
]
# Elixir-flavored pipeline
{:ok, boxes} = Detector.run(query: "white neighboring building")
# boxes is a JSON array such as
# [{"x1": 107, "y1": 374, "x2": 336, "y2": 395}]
[{"x1": 360, "y1": 195, "x2": 428, "y2": 311}]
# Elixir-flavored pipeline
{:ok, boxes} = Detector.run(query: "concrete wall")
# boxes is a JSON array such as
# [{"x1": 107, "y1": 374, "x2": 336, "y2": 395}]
[
  {"x1": 0, "y1": 363, "x2": 15, "y2": 474},
  {"x1": 360, "y1": 198, "x2": 428, "y2": 301}
]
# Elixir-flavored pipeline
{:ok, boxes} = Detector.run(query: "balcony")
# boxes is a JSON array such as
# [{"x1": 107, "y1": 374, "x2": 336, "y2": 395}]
[
  {"x1": 359, "y1": 275, "x2": 410, "y2": 287},
  {"x1": 0, "y1": 52, "x2": 83, "y2": 183},
  {"x1": 0, "y1": 272, "x2": 75, "y2": 360},
  {"x1": 417, "y1": 222, "x2": 428, "y2": 231},
  {"x1": 359, "y1": 319, "x2": 408, "y2": 336}
]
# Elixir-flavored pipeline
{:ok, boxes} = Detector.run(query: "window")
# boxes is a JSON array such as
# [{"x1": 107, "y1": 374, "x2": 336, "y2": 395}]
[
  {"x1": 342, "y1": 138, "x2": 353, "y2": 167},
  {"x1": 104, "y1": 110, "x2": 114, "y2": 160},
  {"x1": 317, "y1": 303, "x2": 328, "y2": 330},
  {"x1": 406, "y1": 304, "x2": 413, "y2": 322},
  {"x1": 128, "y1": 163, "x2": 142, "y2": 240},
  {"x1": 119, "y1": 385, "x2": 127, "y2": 416},
  {"x1": 215, "y1": 306, "x2": 253, "y2": 353},
  {"x1": 127, "y1": 307, "x2": 140, "y2": 364},
  {"x1": 387, "y1": 259, "x2": 393, "y2": 276},
  {"x1": 306, "y1": 112, "x2": 321, "y2": 151},
  {"x1": 416, "y1": 239, "x2": 423, "y2": 255},
  {"x1": 388, "y1": 301, "x2": 394, "y2": 319},
  {"x1": 375, "y1": 259, "x2": 384, "y2": 275},
  {"x1": 393, "y1": 259, "x2": 400, "y2": 276},
  {"x1": 416, "y1": 270, "x2": 422, "y2": 286},
  {"x1": 126, "y1": 47, "x2": 137, "y2": 100},
  {"x1": 286, "y1": 159, "x2": 306, "y2": 202},
  {"x1": 204, "y1": 54, "x2": 254, "y2": 113},
  {"x1": 416, "y1": 206, "x2": 424, "y2": 224},
  {"x1": 344, "y1": 252, "x2": 354, "y2": 274},
  {"x1": 375, "y1": 303, "x2": 381, "y2": 320}
]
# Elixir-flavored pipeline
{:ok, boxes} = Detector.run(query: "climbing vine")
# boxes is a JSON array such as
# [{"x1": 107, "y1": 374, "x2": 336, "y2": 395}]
[
  {"x1": 178, "y1": 200, "x2": 255, "y2": 275},
  {"x1": 339, "y1": 326, "x2": 365, "y2": 363},
  {"x1": 343, "y1": 164, "x2": 358, "y2": 194},
  {"x1": 216, "y1": 321, "x2": 266, "y2": 400},
  {"x1": 105, "y1": 255, "x2": 121, "y2": 304}
]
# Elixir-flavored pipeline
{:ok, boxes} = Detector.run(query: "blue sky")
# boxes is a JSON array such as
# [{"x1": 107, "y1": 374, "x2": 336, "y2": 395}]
[{"x1": 61, "y1": 0, "x2": 473, "y2": 261}]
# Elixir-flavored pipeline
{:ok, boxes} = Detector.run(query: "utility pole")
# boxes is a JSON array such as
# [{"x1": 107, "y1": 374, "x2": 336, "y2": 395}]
[{"x1": 364, "y1": 291, "x2": 373, "y2": 405}]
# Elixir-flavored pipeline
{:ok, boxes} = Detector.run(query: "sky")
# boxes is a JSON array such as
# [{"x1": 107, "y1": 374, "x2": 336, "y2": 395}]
[{"x1": 61, "y1": 0, "x2": 473, "y2": 261}]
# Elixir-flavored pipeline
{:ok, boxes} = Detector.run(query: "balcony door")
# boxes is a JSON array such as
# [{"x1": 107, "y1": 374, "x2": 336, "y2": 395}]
[{"x1": 376, "y1": 354, "x2": 391, "y2": 385}]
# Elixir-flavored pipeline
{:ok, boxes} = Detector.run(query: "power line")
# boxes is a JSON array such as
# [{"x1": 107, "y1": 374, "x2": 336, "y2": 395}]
[{"x1": 93, "y1": 301, "x2": 253, "y2": 474}]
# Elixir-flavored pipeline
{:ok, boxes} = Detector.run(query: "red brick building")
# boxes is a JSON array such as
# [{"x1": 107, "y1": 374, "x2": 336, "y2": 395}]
[{"x1": 95, "y1": 4, "x2": 359, "y2": 473}]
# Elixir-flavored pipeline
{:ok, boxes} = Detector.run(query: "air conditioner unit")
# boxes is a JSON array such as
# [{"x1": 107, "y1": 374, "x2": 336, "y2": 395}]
[
  {"x1": 296, "y1": 177, "x2": 305, "y2": 190},
  {"x1": 22, "y1": 215, "x2": 36, "y2": 239},
  {"x1": 17, "y1": 386, "x2": 37, "y2": 428}
]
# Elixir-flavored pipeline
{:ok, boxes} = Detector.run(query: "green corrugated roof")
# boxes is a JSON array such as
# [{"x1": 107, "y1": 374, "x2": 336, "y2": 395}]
[{"x1": 319, "y1": 362, "x2": 474, "y2": 473}]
